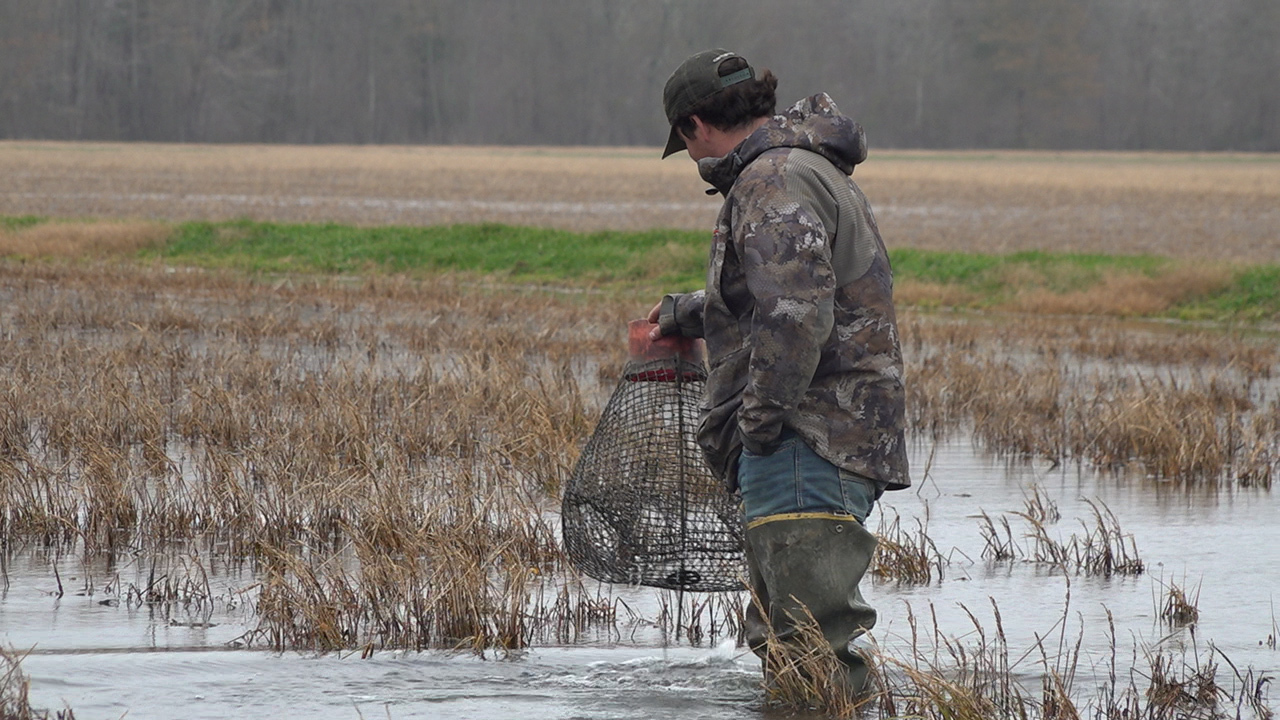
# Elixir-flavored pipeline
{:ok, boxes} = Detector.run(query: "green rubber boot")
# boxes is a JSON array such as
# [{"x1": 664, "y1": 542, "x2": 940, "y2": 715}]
[{"x1": 743, "y1": 513, "x2": 878, "y2": 696}]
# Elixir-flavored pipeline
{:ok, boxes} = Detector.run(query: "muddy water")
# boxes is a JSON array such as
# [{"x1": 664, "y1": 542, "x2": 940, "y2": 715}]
[{"x1": 6, "y1": 439, "x2": 1278, "y2": 718}]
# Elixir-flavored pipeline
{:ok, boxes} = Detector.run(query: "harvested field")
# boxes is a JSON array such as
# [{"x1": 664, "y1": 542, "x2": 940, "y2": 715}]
[{"x1": 2, "y1": 142, "x2": 1278, "y2": 263}]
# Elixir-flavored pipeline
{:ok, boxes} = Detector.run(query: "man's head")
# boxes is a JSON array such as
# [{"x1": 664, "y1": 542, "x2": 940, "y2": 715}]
[{"x1": 662, "y1": 49, "x2": 778, "y2": 159}]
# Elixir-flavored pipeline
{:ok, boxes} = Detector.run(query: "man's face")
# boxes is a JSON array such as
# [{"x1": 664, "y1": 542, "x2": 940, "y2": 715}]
[
  {"x1": 678, "y1": 117, "x2": 718, "y2": 162},
  {"x1": 680, "y1": 126, "x2": 711, "y2": 161}
]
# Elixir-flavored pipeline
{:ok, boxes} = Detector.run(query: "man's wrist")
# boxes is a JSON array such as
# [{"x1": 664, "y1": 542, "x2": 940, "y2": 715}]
[{"x1": 657, "y1": 294, "x2": 681, "y2": 336}]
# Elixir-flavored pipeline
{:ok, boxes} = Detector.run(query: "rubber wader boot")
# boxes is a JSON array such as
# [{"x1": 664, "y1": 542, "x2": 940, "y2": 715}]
[{"x1": 744, "y1": 514, "x2": 878, "y2": 696}]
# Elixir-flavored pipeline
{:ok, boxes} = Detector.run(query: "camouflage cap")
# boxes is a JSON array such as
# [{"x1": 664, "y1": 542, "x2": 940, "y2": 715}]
[{"x1": 662, "y1": 49, "x2": 755, "y2": 158}]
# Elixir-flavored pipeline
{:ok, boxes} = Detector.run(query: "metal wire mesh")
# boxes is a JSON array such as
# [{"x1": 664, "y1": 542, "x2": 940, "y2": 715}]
[{"x1": 562, "y1": 356, "x2": 746, "y2": 592}]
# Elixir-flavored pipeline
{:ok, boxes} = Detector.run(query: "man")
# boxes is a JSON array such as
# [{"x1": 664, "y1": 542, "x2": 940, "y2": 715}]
[{"x1": 647, "y1": 49, "x2": 910, "y2": 694}]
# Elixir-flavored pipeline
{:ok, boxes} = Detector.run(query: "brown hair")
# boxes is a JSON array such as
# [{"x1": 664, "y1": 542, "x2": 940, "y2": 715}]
[{"x1": 673, "y1": 57, "x2": 778, "y2": 140}]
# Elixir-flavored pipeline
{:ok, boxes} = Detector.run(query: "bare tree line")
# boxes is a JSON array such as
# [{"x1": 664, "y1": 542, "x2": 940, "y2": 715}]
[{"x1": 1, "y1": 0, "x2": 1276, "y2": 150}]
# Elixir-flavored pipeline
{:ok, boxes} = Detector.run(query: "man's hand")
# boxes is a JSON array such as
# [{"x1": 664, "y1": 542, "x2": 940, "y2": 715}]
[
  {"x1": 646, "y1": 291, "x2": 705, "y2": 341},
  {"x1": 646, "y1": 300, "x2": 664, "y2": 340}
]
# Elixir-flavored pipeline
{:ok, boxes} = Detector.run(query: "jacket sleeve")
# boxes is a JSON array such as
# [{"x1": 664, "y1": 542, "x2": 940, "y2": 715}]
[
  {"x1": 732, "y1": 162, "x2": 836, "y2": 455},
  {"x1": 657, "y1": 289, "x2": 706, "y2": 338}
]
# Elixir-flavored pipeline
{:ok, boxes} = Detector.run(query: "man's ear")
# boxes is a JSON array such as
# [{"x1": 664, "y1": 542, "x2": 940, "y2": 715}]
[{"x1": 678, "y1": 115, "x2": 706, "y2": 143}]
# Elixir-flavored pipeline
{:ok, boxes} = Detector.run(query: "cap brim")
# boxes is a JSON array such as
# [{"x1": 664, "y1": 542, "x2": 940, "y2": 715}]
[{"x1": 661, "y1": 125, "x2": 686, "y2": 158}]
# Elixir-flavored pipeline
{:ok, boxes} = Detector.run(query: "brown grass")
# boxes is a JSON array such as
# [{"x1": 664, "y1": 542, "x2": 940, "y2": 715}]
[
  {"x1": 0, "y1": 220, "x2": 170, "y2": 258},
  {"x1": 903, "y1": 314, "x2": 1279, "y2": 485},
  {"x1": 2, "y1": 142, "x2": 1278, "y2": 263},
  {"x1": 977, "y1": 497, "x2": 1144, "y2": 577},
  {"x1": 1159, "y1": 578, "x2": 1202, "y2": 627},
  {"x1": 755, "y1": 604, "x2": 864, "y2": 718},
  {"x1": 862, "y1": 600, "x2": 1274, "y2": 720},
  {"x1": 1011, "y1": 266, "x2": 1235, "y2": 317},
  {"x1": 895, "y1": 280, "x2": 984, "y2": 310},
  {"x1": 872, "y1": 507, "x2": 945, "y2": 584},
  {"x1": 0, "y1": 260, "x2": 638, "y2": 652}
]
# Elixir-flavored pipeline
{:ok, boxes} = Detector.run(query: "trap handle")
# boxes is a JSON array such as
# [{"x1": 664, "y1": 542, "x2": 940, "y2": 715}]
[{"x1": 627, "y1": 319, "x2": 705, "y2": 365}]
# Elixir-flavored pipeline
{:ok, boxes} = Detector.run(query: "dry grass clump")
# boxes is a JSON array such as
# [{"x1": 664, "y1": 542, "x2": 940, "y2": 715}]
[
  {"x1": 1159, "y1": 578, "x2": 1202, "y2": 627},
  {"x1": 1073, "y1": 500, "x2": 1146, "y2": 577},
  {"x1": 243, "y1": 463, "x2": 605, "y2": 654},
  {"x1": 872, "y1": 507, "x2": 945, "y2": 584},
  {"x1": 1011, "y1": 265, "x2": 1235, "y2": 317},
  {"x1": 980, "y1": 485, "x2": 1058, "y2": 561},
  {"x1": 862, "y1": 601, "x2": 1274, "y2": 720},
  {"x1": 0, "y1": 220, "x2": 170, "y2": 258},
  {"x1": 895, "y1": 280, "x2": 984, "y2": 310},
  {"x1": 862, "y1": 600, "x2": 1058, "y2": 720},
  {"x1": 980, "y1": 496, "x2": 1145, "y2": 577},
  {"x1": 753, "y1": 603, "x2": 864, "y2": 719},
  {"x1": 1238, "y1": 401, "x2": 1280, "y2": 488},
  {"x1": 902, "y1": 312, "x2": 1278, "y2": 486},
  {"x1": 1022, "y1": 484, "x2": 1062, "y2": 525},
  {"x1": 1084, "y1": 374, "x2": 1253, "y2": 482},
  {"x1": 978, "y1": 510, "x2": 1019, "y2": 561}
]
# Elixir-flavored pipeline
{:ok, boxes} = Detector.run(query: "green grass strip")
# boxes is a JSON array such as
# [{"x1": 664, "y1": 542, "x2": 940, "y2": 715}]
[
  {"x1": 148, "y1": 220, "x2": 710, "y2": 290},
  {"x1": 1179, "y1": 266, "x2": 1280, "y2": 322},
  {"x1": 141, "y1": 220, "x2": 1280, "y2": 321},
  {"x1": 3, "y1": 216, "x2": 1276, "y2": 322},
  {"x1": 890, "y1": 248, "x2": 1168, "y2": 288},
  {"x1": 1, "y1": 215, "x2": 46, "y2": 231}
]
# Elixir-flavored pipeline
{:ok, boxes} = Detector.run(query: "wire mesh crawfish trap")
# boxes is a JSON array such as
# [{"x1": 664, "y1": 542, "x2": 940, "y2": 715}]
[{"x1": 562, "y1": 320, "x2": 745, "y2": 592}]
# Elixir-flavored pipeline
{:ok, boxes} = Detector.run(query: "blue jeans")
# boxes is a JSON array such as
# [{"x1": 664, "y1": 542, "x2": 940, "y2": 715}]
[{"x1": 738, "y1": 430, "x2": 879, "y2": 524}]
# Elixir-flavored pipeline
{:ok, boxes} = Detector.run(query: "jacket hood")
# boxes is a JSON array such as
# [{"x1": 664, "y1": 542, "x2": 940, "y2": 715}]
[{"x1": 699, "y1": 93, "x2": 867, "y2": 195}]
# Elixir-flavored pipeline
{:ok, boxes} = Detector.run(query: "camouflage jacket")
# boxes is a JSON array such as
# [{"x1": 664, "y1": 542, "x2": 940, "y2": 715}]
[{"x1": 659, "y1": 93, "x2": 909, "y2": 492}]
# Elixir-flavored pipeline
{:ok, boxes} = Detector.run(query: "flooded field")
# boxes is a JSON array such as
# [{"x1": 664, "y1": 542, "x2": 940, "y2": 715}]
[
  {"x1": 5, "y1": 440, "x2": 1280, "y2": 719},
  {"x1": 2, "y1": 261, "x2": 1276, "y2": 718}
]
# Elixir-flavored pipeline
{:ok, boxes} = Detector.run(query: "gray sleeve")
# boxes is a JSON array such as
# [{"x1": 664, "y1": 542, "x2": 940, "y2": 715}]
[{"x1": 657, "y1": 290, "x2": 706, "y2": 338}]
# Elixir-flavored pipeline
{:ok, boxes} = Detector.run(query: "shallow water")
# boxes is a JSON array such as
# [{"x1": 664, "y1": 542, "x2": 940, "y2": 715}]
[
  {"x1": 5, "y1": 439, "x2": 1278, "y2": 718},
  {"x1": 17, "y1": 646, "x2": 763, "y2": 720},
  {"x1": 881, "y1": 442, "x2": 1279, "y2": 677}
]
